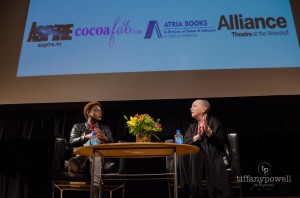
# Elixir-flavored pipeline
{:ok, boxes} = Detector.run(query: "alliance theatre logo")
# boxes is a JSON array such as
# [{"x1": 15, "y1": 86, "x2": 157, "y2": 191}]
[
  {"x1": 217, "y1": 14, "x2": 289, "y2": 38},
  {"x1": 237, "y1": 162, "x2": 292, "y2": 191}
]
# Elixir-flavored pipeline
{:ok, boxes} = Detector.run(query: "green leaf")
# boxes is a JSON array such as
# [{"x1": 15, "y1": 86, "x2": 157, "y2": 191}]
[{"x1": 152, "y1": 134, "x2": 160, "y2": 140}]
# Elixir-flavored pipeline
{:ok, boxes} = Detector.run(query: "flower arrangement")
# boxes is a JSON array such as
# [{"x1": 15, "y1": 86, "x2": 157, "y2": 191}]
[{"x1": 124, "y1": 113, "x2": 162, "y2": 140}]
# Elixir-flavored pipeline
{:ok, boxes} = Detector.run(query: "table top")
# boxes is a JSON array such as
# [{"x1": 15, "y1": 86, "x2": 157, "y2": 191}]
[{"x1": 73, "y1": 142, "x2": 199, "y2": 158}]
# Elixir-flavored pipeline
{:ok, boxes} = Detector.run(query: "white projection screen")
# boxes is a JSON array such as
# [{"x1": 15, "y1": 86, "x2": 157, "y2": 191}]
[{"x1": 0, "y1": 0, "x2": 300, "y2": 104}]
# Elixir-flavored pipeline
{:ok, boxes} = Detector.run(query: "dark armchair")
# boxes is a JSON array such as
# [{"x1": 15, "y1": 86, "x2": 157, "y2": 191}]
[
  {"x1": 226, "y1": 133, "x2": 242, "y2": 197},
  {"x1": 52, "y1": 138, "x2": 125, "y2": 198}
]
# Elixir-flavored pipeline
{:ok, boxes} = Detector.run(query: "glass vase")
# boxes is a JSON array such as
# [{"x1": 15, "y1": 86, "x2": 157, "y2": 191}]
[{"x1": 136, "y1": 134, "x2": 152, "y2": 142}]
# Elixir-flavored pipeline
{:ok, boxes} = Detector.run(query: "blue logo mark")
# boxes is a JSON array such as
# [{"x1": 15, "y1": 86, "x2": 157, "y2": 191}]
[{"x1": 144, "y1": 21, "x2": 162, "y2": 39}]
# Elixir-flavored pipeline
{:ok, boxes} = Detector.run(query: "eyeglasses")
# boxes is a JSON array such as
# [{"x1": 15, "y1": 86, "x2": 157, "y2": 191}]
[{"x1": 92, "y1": 109, "x2": 104, "y2": 114}]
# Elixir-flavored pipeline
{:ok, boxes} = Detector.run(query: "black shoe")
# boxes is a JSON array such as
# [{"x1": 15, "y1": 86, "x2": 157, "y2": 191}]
[{"x1": 68, "y1": 158, "x2": 80, "y2": 177}]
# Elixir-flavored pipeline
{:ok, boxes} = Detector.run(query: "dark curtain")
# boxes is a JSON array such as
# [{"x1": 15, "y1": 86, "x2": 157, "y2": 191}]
[{"x1": 0, "y1": 96, "x2": 300, "y2": 198}]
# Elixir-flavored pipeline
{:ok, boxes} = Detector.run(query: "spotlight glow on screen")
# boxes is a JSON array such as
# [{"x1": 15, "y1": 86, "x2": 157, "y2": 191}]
[{"x1": 17, "y1": 0, "x2": 300, "y2": 77}]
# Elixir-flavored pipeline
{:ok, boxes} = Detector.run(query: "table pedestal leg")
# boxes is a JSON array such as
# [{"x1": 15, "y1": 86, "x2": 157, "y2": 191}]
[{"x1": 174, "y1": 151, "x2": 178, "y2": 198}]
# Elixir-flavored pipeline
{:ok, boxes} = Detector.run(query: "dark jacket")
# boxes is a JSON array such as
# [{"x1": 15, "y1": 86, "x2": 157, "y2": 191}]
[{"x1": 69, "y1": 122, "x2": 114, "y2": 147}]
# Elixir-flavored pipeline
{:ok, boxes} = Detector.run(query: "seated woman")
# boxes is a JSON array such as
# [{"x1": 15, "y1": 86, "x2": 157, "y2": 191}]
[
  {"x1": 68, "y1": 101, "x2": 114, "y2": 196},
  {"x1": 179, "y1": 99, "x2": 232, "y2": 198}
]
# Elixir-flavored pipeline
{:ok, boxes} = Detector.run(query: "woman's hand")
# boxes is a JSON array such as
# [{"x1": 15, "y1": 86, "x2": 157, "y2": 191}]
[
  {"x1": 202, "y1": 114, "x2": 212, "y2": 137},
  {"x1": 94, "y1": 128, "x2": 108, "y2": 143}
]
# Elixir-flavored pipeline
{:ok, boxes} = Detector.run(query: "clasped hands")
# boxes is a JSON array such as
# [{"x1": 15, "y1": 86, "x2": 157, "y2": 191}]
[
  {"x1": 86, "y1": 128, "x2": 108, "y2": 143},
  {"x1": 193, "y1": 114, "x2": 213, "y2": 142}
]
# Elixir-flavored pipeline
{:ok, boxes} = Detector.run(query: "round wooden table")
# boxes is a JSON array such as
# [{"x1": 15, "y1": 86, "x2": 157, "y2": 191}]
[{"x1": 74, "y1": 142, "x2": 200, "y2": 198}]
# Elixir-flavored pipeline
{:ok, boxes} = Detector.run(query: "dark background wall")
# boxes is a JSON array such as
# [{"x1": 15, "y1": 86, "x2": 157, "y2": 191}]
[{"x1": 0, "y1": 95, "x2": 300, "y2": 198}]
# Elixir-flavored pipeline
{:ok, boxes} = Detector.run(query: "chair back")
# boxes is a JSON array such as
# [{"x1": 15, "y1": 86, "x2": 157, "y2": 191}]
[
  {"x1": 227, "y1": 133, "x2": 241, "y2": 176},
  {"x1": 52, "y1": 138, "x2": 66, "y2": 180}
]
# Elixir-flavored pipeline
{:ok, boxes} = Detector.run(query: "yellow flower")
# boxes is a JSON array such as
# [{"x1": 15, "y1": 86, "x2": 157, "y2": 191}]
[{"x1": 127, "y1": 116, "x2": 137, "y2": 126}]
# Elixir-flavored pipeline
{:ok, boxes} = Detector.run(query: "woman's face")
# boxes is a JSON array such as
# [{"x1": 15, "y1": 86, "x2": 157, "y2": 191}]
[
  {"x1": 190, "y1": 100, "x2": 206, "y2": 119},
  {"x1": 89, "y1": 105, "x2": 103, "y2": 121}
]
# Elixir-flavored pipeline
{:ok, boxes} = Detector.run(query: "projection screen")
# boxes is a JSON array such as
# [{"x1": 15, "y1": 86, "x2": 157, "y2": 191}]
[{"x1": 0, "y1": 0, "x2": 300, "y2": 104}]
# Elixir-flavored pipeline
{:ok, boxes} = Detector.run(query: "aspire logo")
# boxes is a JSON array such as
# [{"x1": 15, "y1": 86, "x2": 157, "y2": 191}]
[{"x1": 27, "y1": 22, "x2": 73, "y2": 42}]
